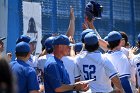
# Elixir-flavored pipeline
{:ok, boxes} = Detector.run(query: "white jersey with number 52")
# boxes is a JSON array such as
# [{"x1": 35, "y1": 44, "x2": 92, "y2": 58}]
[{"x1": 75, "y1": 51, "x2": 118, "y2": 92}]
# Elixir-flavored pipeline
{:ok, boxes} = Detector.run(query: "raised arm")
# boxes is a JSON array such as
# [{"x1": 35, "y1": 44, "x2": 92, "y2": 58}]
[
  {"x1": 66, "y1": 6, "x2": 75, "y2": 37},
  {"x1": 84, "y1": 18, "x2": 108, "y2": 51}
]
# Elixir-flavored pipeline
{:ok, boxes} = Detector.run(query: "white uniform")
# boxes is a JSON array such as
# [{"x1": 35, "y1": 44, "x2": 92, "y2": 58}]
[
  {"x1": 131, "y1": 54, "x2": 140, "y2": 87},
  {"x1": 121, "y1": 47, "x2": 129, "y2": 57},
  {"x1": 120, "y1": 47, "x2": 137, "y2": 92},
  {"x1": 37, "y1": 54, "x2": 53, "y2": 72},
  {"x1": 62, "y1": 56, "x2": 80, "y2": 84},
  {"x1": 105, "y1": 50, "x2": 131, "y2": 78},
  {"x1": 27, "y1": 54, "x2": 38, "y2": 68},
  {"x1": 62, "y1": 56, "x2": 81, "y2": 93},
  {"x1": 75, "y1": 51, "x2": 118, "y2": 92}
]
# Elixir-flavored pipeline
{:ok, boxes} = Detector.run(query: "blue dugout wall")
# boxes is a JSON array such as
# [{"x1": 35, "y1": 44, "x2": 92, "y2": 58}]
[{"x1": 7, "y1": 0, "x2": 22, "y2": 60}]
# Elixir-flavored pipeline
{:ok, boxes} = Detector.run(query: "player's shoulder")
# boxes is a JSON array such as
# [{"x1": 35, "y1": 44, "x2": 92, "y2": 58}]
[
  {"x1": 44, "y1": 56, "x2": 56, "y2": 67},
  {"x1": 62, "y1": 56, "x2": 73, "y2": 61},
  {"x1": 121, "y1": 47, "x2": 129, "y2": 57}
]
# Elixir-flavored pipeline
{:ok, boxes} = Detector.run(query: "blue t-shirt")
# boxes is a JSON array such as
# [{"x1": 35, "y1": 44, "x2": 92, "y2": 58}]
[
  {"x1": 10, "y1": 59, "x2": 39, "y2": 93},
  {"x1": 44, "y1": 56, "x2": 73, "y2": 93}
]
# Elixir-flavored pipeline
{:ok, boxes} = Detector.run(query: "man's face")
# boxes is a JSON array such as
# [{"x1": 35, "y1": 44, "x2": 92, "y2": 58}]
[
  {"x1": 60, "y1": 45, "x2": 70, "y2": 56},
  {"x1": 29, "y1": 42, "x2": 37, "y2": 53},
  {"x1": 0, "y1": 40, "x2": 4, "y2": 52},
  {"x1": 120, "y1": 38, "x2": 125, "y2": 47}
]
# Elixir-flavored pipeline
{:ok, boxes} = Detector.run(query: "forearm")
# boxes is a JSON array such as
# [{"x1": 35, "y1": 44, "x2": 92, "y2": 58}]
[
  {"x1": 66, "y1": 20, "x2": 75, "y2": 37},
  {"x1": 66, "y1": 6, "x2": 75, "y2": 37},
  {"x1": 111, "y1": 76, "x2": 124, "y2": 93},
  {"x1": 98, "y1": 39, "x2": 109, "y2": 52},
  {"x1": 70, "y1": 46, "x2": 75, "y2": 57},
  {"x1": 29, "y1": 90, "x2": 39, "y2": 93},
  {"x1": 86, "y1": 19, "x2": 101, "y2": 39},
  {"x1": 55, "y1": 84, "x2": 74, "y2": 92},
  {"x1": 55, "y1": 81, "x2": 88, "y2": 92}
]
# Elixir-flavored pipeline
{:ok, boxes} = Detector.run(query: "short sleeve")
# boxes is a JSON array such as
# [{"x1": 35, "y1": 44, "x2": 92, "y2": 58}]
[
  {"x1": 103, "y1": 57, "x2": 118, "y2": 79},
  {"x1": 44, "y1": 63, "x2": 62, "y2": 90},
  {"x1": 117, "y1": 57, "x2": 131, "y2": 78},
  {"x1": 27, "y1": 68, "x2": 39, "y2": 91}
]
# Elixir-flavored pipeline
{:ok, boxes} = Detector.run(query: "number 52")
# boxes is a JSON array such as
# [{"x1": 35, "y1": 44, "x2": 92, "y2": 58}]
[{"x1": 83, "y1": 65, "x2": 96, "y2": 80}]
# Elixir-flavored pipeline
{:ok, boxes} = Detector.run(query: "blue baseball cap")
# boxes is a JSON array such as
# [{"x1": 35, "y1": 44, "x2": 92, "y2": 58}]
[
  {"x1": 107, "y1": 31, "x2": 122, "y2": 42},
  {"x1": 84, "y1": 32, "x2": 98, "y2": 45},
  {"x1": 81, "y1": 29, "x2": 94, "y2": 43},
  {"x1": 53, "y1": 35, "x2": 73, "y2": 46},
  {"x1": 16, "y1": 35, "x2": 31, "y2": 44},
  {"x1": 138, "y1": 34, "x2": 140, "y2": 42},
  {"x1": 74, "y1": 42, "x2": 83, "y2": 52},
  {"x1": 45, "y1": 36, "x2": 55, "y2": 50},
  {"x1": 16, "y1": 42, "x2": 30, "y2": 53}
]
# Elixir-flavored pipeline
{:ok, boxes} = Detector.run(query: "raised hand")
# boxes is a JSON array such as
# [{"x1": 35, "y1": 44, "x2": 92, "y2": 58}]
[{"x1": 70, "y1": 6, "x2": 75, "y2": 21}]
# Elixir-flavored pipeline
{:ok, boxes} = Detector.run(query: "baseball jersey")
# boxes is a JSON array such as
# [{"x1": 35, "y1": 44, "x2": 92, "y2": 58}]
[
  {"x1": 130, "y1": 53, "x2": 140, "y2": 87},
  {"x1": 10, "y1": 59, "x2": 39, "y2": 93},
  {"x1": 62, "y1": 56, "x2": 81, "y2": 84},
  {"x1": 37, "y1": 54, "x2": 53, "y2": 72},
  {"x1": 27, "y1": 54, "x2": 38, "y2": 68},
  {"x1": 105, "y1": 50, "x2": 131, "y2": 78},
  {"x1": 75, "y1": 51, "x2": 118, "y2": 92},
  {"x1": 121, "y1": 47, "x2": 129, "y2": 58},
  {"x1": 44, "y1": 56, "x2": 72, "y2": 93}
]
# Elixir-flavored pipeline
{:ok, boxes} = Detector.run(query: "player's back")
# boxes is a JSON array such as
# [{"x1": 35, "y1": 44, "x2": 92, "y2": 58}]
[
  {"x1": 105, "y1": 50, "x2": 131, "y2": 78},
  {"x1": 131, "y1": 53, "x2": 140, "y2": 86},
  {"x1": 76, "y1": 51, "x2": 117, "y2": 92}
]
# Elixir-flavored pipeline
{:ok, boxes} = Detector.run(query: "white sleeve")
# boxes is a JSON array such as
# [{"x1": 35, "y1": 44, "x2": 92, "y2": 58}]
[
  {"x1": 117, "y1": 57, "x2": 131, "y2": 78},
  {"x1": 74, "y1": 62, "x2": 81, "y2": 79},
  {"x1": 102, "y1": 57, "x2": 118, "y2": 79},
  {"x1": 74, "y1": 57, "x2": 82, "y2": 80}
]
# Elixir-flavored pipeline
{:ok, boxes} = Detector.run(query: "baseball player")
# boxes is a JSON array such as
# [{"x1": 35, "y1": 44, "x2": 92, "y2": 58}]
[
  {"x1": 37, "y1": 36, "x2": 55, "y2": 72},
  {"x1": 105, "y1": 31, "x2": 132, "y2": 93},
  {"x1": 129, "y1": 34, "x2": 140, "y2": 93},
  {"x1": 10, "y1": 42, "x2": 39, "y2": 93},
  {"x1": 75, "y1": 32, "x2": 123, "y2": 93}
]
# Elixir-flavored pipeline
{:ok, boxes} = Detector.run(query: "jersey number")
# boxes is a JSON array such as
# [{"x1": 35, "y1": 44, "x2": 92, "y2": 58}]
[
  {"x1": 137, "y1": 63, "x2": 140, "y2": 76},
  {"x1": 83, "y1": 65, "x2": 96, "y2": 80}
]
